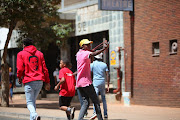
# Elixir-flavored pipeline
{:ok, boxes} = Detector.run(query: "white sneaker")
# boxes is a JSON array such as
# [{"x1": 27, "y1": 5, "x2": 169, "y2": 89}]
[{"x1": 89, "y1": 113, "x2": 97, "y2": 120}]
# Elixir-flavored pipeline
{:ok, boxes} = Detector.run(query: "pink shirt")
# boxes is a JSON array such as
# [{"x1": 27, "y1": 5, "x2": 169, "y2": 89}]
[{"x1": 76, "y1": 49, "x2": 92, "y2": 87}]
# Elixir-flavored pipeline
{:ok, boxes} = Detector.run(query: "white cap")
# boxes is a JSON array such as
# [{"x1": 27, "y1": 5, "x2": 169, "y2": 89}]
[{"x1": 94, "y1": 53, "x2": 103, "y2": 59}]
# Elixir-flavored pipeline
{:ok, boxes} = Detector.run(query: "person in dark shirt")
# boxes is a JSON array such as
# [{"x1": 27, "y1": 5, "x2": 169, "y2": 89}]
[{"x1": 9, "y1": 67, "x2": 16, "y2": 103}]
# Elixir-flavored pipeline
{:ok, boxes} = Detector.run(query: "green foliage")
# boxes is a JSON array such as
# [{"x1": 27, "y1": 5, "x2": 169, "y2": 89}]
[
  {"x1": 0, "y1": 0, "x2": 58, "y2": 25},
  {"x1": 0, "y1": 0, "x2": 73, "y2": 50},
  {"x1": 52, "y1": 23, "x2": 73, "y2": 38},
  {"x1": 52, "y1": 23, "x2": 73, "y2": 46}
]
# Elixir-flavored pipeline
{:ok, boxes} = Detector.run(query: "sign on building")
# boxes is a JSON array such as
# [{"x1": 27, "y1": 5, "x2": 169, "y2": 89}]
[
  {"x1": 110, "y1": 50, "x2": 116, "y2": 65},
  {"x1": 98, "y1": 0, "x2": 133, "y2": 11}
]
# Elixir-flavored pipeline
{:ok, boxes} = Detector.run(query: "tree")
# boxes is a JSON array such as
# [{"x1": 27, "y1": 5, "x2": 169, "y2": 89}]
[
  {"x1": 0, "y1": 0, "x2": 65, "y2": 107},
  {"x1": 51, "y1": 23, "x2": 73, "y2": 60}
]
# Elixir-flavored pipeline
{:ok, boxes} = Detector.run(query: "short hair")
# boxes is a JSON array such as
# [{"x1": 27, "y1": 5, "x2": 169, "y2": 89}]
[
  {"x1": 23, "y1": 38, "x2": 33, "y2": 46},
  {"x1": 62, "y1": 58, "x2": 71, "y2": 68}
]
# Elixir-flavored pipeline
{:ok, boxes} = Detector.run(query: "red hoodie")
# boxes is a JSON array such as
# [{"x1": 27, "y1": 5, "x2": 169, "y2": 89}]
[{"x1": 17, "y1": 45, "x2": 50, "y2": 84}]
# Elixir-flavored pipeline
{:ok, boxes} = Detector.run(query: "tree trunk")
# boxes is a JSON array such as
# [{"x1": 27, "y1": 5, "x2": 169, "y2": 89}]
[
  {"x1": 1, "y1": 21, "x2": 16, "y2": 107},
  {"x1": 60, "y1": 39, "x2": 70, "y2": 61},
  {"x1": 1, "y1": 63, "x2": 9, "y2": 107}
]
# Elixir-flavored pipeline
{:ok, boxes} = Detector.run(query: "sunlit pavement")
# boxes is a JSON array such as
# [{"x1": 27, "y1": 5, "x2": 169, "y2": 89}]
[{"x1": 0, "y1": 96, "x2": 180, "y2": 120}]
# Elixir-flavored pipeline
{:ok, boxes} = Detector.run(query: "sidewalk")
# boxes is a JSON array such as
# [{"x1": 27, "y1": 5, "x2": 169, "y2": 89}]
[{"x1": 0, "y1": 96, "x2": 180, "y2": 120}]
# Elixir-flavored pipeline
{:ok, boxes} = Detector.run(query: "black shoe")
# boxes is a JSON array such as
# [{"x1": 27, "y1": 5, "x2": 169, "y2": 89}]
[
  {"x1": 36, "y1": 116, "x2": 41, "y2": 120},
  {"x1": 104, "y1": 115, "x2": 108, "y2": 118},
  {"x1": 70, "y1": 107, "x2": 75, "y2": 119}
]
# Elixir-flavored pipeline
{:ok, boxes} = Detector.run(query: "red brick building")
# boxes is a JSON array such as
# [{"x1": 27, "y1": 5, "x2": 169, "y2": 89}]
[{"x1": 124, "y1": 0, "x2": 180, "y2": 107}]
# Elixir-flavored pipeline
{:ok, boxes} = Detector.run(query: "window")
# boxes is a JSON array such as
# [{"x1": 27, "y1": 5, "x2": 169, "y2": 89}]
[
  {"x1": 169, "y1": 39, "x2": 177, "y2": 55},
  {"x1": 152, "y1": 42, "x2": 160, "y2": 57}
]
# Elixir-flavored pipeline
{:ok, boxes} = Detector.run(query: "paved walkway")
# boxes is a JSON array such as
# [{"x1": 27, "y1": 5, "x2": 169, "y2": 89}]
[{"x1": 0, "y1": 97, "x2": 180, "y2": 120}]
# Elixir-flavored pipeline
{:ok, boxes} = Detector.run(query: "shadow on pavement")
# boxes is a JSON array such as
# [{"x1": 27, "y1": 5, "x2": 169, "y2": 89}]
[
  {"x1": 9, "y1": 102, "x2": 59, "y2": 109},
  {"x1": 9, "y1": 101, "x2": 93, "y2": 111}
]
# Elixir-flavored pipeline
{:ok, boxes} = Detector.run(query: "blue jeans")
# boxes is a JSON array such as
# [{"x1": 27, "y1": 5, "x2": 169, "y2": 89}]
[
  {"x1": 93, "y1": 83, "x2": 108, "y2": 116},
  {"x1": 10, "y1": 87, "x2": 13, "y2": 98},
  {"x1": 78, "y1": 84, "x2": 103, "y2": 120},
  {"x1": 24, "y1": 81, "x2": 43, "y2": 120},
  {"x1": 77, "y1": 88, "x2": 88, "y2": 116}
]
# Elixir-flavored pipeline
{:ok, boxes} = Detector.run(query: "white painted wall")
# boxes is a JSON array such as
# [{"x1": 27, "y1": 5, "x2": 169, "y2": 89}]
[{"x1": 0, "y1": 27, "x2": 19, "y2": 50}]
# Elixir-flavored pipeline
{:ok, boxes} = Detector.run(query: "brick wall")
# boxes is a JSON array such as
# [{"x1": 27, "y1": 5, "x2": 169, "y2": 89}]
[{"x1": 124, "y1": 0, "x2": 180, "y2": 107}]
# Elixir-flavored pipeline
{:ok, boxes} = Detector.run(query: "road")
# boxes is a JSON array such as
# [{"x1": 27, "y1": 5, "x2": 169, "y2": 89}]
[{"x1": 0, "y1": 116, "x2": 28, "y2": 120}]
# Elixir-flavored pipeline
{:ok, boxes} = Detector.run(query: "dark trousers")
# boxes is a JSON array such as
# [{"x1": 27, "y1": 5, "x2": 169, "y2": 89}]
[{"x1": 78, "y1": 84, "x2": 103, "y2": 120}]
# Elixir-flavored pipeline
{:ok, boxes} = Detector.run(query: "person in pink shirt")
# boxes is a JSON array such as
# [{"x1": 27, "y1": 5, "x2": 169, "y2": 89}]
[{"x1": 76, "y1": 39, "x2": 108, "y2": 120}]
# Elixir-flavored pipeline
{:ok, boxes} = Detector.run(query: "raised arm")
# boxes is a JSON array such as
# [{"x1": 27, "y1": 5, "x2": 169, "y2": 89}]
[{"x1": 89, "y1": 41, "x2": 109, "y2": 57}]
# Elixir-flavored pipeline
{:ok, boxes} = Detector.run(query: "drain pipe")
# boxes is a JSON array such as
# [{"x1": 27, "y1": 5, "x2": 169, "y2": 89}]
[{"x1": 113, "y1": 47, "x2": 124, "y2": 94}]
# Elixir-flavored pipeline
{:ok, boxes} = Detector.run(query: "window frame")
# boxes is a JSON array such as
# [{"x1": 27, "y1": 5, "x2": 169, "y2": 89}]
[
  {"x1": 169, "y1": 39, "x2": 177, "y2": 55},
  {"x1": 152, "y1": 42, "x2": 160, "y2": 57}
]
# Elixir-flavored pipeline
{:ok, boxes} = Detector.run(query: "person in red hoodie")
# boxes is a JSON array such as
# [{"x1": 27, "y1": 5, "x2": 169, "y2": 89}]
[{"x1": 17, "y1": 38, "x2": 50, "y2": 120}]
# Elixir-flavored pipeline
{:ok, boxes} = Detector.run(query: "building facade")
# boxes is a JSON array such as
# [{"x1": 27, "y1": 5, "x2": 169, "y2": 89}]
[
  {"x1": 59, "y1": 0, "x2": 126, "y2": 91},
  {"x1": 0, "y1": 28, "x2": 23, "y2": 88},
  {"x1": 60, "y1": 0, "x2": 180, "y2": 107},
  {"x1": 124, "y1": 0, "x2": 180, "y2": 107}
]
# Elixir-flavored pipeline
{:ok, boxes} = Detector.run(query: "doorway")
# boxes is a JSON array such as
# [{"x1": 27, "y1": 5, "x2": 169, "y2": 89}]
[{"x1": 69, "y1": 30, "x2": 109, "y2": 73}]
